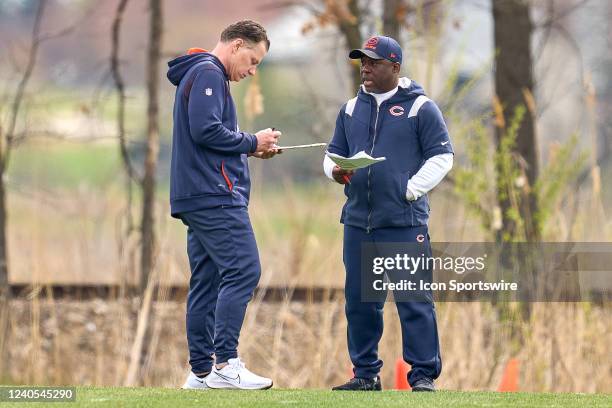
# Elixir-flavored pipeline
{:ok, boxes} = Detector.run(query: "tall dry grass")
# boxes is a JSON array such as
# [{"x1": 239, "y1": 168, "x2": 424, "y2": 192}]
[
  {"x1": 5, "y1": 298, "x2": 610, "y2": 392},
  {"x1": 2, "y1": 181, "x2": 611, "y2": 392}
]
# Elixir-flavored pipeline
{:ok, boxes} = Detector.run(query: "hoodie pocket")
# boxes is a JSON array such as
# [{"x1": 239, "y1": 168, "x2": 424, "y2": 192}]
[
  {"x1": 400, "y1": 171, "x2": 413, "y2": 225},
  {"x1": 400, "y1": 171, "x2": 410, "y2": 204},
  {"x1": 220, "y1": 160, "x2": 234, "y2": 192}
]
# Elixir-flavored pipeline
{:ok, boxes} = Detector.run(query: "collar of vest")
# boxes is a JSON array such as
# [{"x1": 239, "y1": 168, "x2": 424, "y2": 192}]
[{"x1": 356, "y1": 77, "x2": 424, "y2": 104}]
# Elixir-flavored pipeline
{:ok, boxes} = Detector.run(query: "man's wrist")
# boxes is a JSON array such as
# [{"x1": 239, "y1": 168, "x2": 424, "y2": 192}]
[
  {"x1": 323, "y1": 156, "x2": 336, "y2": 180},
  {"x1": 249, "y1": 133, "x2": 258, "y2": 153}
]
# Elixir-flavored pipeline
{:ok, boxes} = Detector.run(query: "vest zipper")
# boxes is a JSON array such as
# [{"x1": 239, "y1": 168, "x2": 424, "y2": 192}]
[{"x1": 366, "y1": 103, "x2": 381, "y2": 234}]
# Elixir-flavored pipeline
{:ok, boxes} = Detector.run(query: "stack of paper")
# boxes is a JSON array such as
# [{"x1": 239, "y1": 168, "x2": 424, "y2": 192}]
[{"x1": 326, "y1": 150, "x2": 386, "y2": 170}]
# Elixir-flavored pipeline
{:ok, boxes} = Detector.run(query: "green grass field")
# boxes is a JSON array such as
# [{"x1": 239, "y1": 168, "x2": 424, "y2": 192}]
[{"x1": 1, "y1": 387, "x2": 610, "y2": 407}]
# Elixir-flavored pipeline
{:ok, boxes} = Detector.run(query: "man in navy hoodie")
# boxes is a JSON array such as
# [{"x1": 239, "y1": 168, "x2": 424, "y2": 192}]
[
  {"x1": 167, "y1": 20, "x2": 280, "y2": 390},
  {"x1": 324, "y1": 36, "x2": 454, "y2": 392}
]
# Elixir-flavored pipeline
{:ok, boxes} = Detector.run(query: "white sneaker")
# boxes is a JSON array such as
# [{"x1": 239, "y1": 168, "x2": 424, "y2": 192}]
[
  {"x1": 182, "y1": 371, "x2": 211, "y2": 389},
  {"x1": 205, "y1": 357, "x2": 273, "y2": 390}
]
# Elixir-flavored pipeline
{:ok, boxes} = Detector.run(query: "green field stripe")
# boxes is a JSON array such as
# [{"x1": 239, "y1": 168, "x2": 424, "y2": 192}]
[{"x1": 1, "y1": 387, "x2": 610, "y2": 408}]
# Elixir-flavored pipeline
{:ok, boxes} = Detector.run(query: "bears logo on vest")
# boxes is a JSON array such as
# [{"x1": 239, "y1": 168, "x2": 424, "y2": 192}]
[{"x1": 389, "y1": 105, "x2": 404, "y2": 116}]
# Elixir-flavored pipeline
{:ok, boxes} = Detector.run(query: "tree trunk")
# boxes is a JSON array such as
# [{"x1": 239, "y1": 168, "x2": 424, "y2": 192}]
[
  {"x1": 383, "y1": 0, "x2": 401, "y2": 39},
  {"x1": 0, "y1": 171, "x2": 9, "y2": 378},
  {"x1": 493, "y1": 0, "x2": 540, "y2": 242},
  {"x1": 0, "y1": 0, "x2": 46, "y2": 378},
  {"x1": 140, "y1": 0, "x2": 162, "y2": 292},
  {"x1": 338, "y1": 0, "x2": 363, "y2": 91}
]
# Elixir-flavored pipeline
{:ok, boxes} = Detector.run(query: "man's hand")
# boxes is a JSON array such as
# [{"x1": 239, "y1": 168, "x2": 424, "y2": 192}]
[
  {"x1": 332, "y1": 165, "x2": 354, "y2": 184},
  {"x1": 254, "y1": 128, "x2": 281, "y2": 153},
  {"x1": 250, "y1": 149, "x2": 282, "y2": 159}
]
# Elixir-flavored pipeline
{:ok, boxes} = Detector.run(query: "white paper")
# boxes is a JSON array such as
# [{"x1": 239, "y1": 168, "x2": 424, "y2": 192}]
[{"x1": 325, "y1": 150, "x2": 386, "y2": 170}]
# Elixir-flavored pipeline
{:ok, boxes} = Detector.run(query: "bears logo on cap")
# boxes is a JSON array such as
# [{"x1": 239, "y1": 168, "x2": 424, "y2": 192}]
[{"x1": 365, "y1": 37, "x2": 379, "y2": 50}]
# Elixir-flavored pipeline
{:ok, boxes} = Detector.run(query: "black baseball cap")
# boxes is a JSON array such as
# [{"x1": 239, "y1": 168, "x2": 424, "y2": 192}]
[{"x1": 349, "y1": 35, "x2": 402, "y2": 64}]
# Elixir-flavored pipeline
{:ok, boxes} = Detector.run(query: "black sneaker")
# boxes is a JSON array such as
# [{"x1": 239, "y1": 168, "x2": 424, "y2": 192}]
[
  {"x1": 332, "y1": 376, "x2": 382, "y2": 391},
  {"x1": 411, "y1": 377, "x2": 435, "y2": 392}
]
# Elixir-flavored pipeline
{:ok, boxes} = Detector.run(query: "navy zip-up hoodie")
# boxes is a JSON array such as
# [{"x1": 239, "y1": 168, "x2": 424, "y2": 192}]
[
  {"x1": 167, "y1": 52, "x2": 258, "y2": 217},
  {"x1": 327, "y1": 77, "x2": 453, "y2": 231}
]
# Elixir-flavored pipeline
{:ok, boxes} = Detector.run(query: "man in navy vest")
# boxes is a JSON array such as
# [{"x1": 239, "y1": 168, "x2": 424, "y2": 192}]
[
  {"x1": 324, "y1": 36, "x2": 454, "y2": 392},
  {"x1": 167, "y1": 20, "x2": 280, "y2": 390}
]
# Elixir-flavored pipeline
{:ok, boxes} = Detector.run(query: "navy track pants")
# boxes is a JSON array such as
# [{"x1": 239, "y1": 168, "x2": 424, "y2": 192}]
[
  {"x1": 179, "y1": 206, "x2": 261, "y2": 373},
  {"x1": 343, "y1": 224, "x2": 442, "y2": 385}
]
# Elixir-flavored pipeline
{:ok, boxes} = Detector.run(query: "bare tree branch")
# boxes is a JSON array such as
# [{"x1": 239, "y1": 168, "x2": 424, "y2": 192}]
[
  {"x1": 1, "y1": 43, "x2": 23, "y2": 76},
  {"x1": 139, "y1": 0, "x2": 163, "y2": 293},
  {"x1": 1, "y1": 0, "x2": 89, "y2": 161},
  {"x1": 110, "y1": 0, "x2": 140, "y2": 254},
  {"x1": 38, "y1": 25, "x2": 77, "y2": 43},
  {"x1": 0, "y1": 0, "x2": 48, "y2": 380},
  {"x1": 110, "y1": 0, "x2": 139, "y2": 183},
  {"x1": 259, "y1": 0, "x2": 324, "y2": 15},
  {"x1": 535, "y1": 21, "x2": 587, "y2": 119},
  {"x1": 534, "y1": 0, "x2": 591, "y2": 28},
  {"x1": 383, "y1": 0, "x2": 401, "y2": 38},
  {"x1": 2, "y1": 0, "x2": 46, "y2": 171},
  {"x1": 534, "y1": 0, "x2": 554, "y2": 61},
  {"x1": 39, "y1": 0, "x2": 99, "y2": 44},
  {"x1": 336, "y1": 0, "x2": 363, "y2": 90}
]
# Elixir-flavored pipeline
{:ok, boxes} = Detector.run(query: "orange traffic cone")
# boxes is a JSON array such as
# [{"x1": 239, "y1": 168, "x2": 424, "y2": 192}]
[
  {"x1": 394, "y1": 358, "x2": 411, "y2": 390},
  {"x1": 498, "y1": 358, "x2": 520, "y2": 392}
]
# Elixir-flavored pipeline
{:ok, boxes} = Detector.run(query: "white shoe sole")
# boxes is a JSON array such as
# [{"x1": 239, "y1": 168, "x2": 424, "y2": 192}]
[
  {"x1": 182, "y1": 375, "x2": 211, "y2": 389},
  {"x1": 182, "y1": 382, "x2": 210, "y2": 390},
  {"x1": 205, "y1": 374, "x2": 273, "y2": 390}
]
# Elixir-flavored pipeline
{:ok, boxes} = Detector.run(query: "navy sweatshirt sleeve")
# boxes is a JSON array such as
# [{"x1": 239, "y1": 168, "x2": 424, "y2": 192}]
[
  {"x1": 187, "y1": 69, "x2": 258, "y2": 154},
  {"x1": 417, "y1": 100, "x2": 454, "y2": 160},
  {"x1": 327, "y1": 105, "x2": 350, "y2": 156}
]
